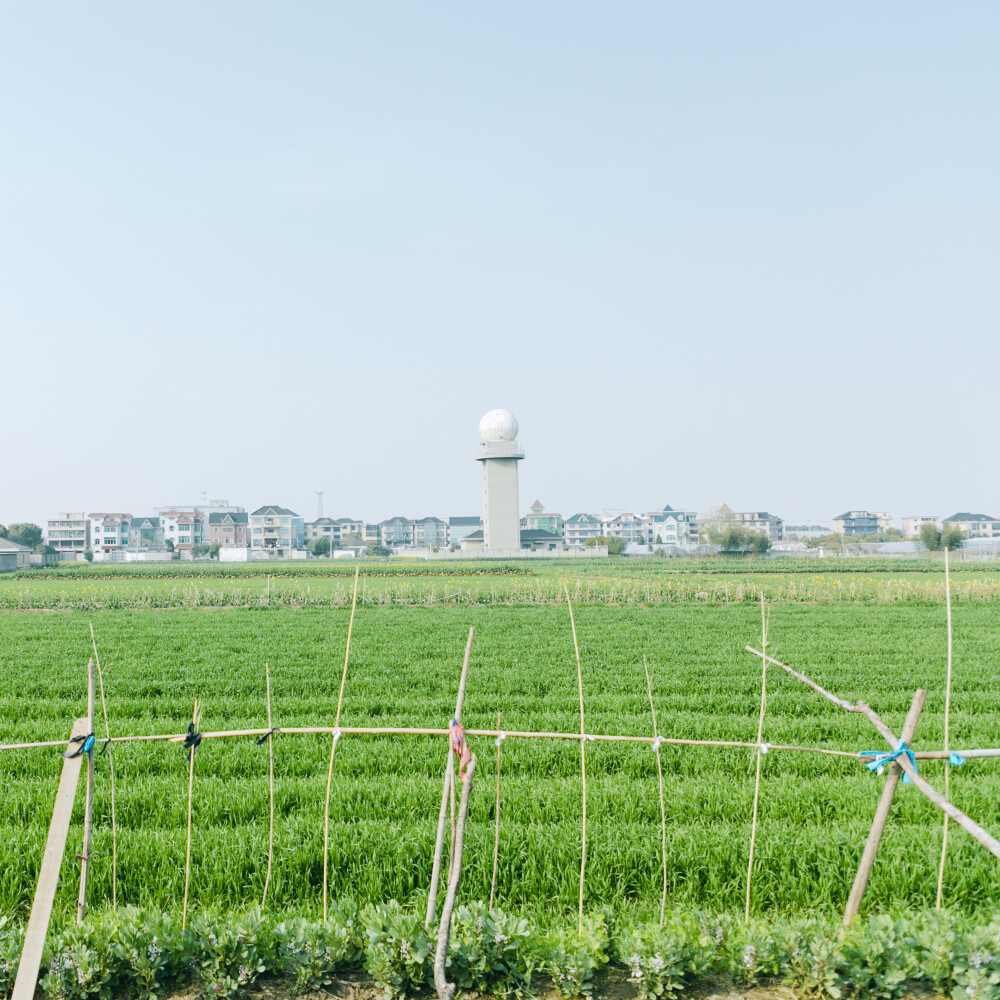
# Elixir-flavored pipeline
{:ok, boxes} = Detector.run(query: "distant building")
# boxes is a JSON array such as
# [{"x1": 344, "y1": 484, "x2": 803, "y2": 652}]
[
  {"x1": 832, "y1": 511, "x2": 893, "y2": 535},
  {"x1": 412, "y1": 516, "x2": 448, "y2": 548},
  {"x1": 208, "y1": 511, "x2": 249, "y2": 548},
  {"x1": 380, "y1": 517, "x2": 414, "y2": 548},
  {"x1": 304, "y1": 517, "x2": 337, "y2": 547},
  {"x1": 46, "y1": 513, "x2": 91, "y2": 555},
  {"x1": 943, "y1": 513, "x2": 1000, "y2": 538},
  {"x1": 460, "y1": 528, "x2": 562, "y2": 553},
  {"x1": 333, "y1": 518, "x2": 364, "y2": 543},
  {"x1": 902, "y1": 516, "x2": 940, "y2": 539},
  {"x1": 564, "y1": 513, "x2": 603, "y2": 548},
  {"x1": 784, "y1": 525, "x2": 833, "y2": 539},
  {"x1": 249, "y1": 506, "x2": 305, "y2": 550},
  {"x1": 89, "y1": 513, "x2": 132, "y2": 554},
  {"x1": 644, "y1": 506, "x2": 695, "y2": 545},
  {"x1": 696, "y1": 504, "x2": 784, "y2": 543},
  {"x1": 160, "y1": 509, "x2": 205, "y2": 552},
  {"x1": 128, "y1": 517, "x2": 163, "y2": 550},
  {"x1": 0, "y1": 537, "x2": 31, "y2": 572},
  {"x1": 524, "y1": 500, "x2": 564, "y2": 538},
  {"x1": 602, "y1": 513, "x2": 646, "y2": 545},
  {"x1": 447, "y1": 516, "x2": 481, "y2": 547}
]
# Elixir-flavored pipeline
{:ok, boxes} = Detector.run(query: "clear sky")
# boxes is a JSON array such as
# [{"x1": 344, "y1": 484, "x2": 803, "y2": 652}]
[{"x1": 2, "y1": 2, "x2": 997, "y2": 527}]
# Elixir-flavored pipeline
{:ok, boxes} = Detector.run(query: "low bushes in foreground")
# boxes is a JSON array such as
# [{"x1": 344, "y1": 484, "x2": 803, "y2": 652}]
[{"x1": 4, "y1": 904, "x2": 1000, "y2": 1000}]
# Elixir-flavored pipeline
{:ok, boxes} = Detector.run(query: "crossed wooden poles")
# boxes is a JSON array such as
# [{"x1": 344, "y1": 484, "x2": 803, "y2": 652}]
[{"x1": 745, "y1": 645, "x2": 1000, "y2": 922}]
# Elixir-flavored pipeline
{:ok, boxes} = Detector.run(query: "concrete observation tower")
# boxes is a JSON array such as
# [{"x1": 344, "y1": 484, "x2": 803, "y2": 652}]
[{"x1": 477, "y1": 408, "x2": 524, "y2": 553}]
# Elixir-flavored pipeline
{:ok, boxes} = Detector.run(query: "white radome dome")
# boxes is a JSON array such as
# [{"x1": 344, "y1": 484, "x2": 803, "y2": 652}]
[{"x1": 479, "y1": 408, "x2": 519, "y2": 442}]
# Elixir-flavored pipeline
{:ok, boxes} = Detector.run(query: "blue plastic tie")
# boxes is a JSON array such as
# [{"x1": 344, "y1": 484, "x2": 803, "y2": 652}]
[
  {"x1": 859, "y1": 739, "x2": 918, "y2": 784},
  {"x1": 949, "y1": 751, "x2": 965, "y2": 766}
]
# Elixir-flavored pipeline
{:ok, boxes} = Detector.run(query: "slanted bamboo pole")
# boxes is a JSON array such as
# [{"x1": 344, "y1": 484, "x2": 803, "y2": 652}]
[
  {"x1": 261, "y1": 663, "x2": 275, "y2": 908},
  {"x1": 323, "y1": 565, "x2": 359, "y2": 920},
  {"x1": 489, "y1": 711, "x2": 502, "y2": 910},
  {"x1": 745, "y1": 598, "x2": 768, "y2": 925},
  {"x1": 843, "y1": 689, "x2": 926, "y2": 924},
  {"x1": 937, "y1": 547, "x2": 954, "y2": 909},
  {"x1": 563, "y1": 580, "x2": 587, "y2": 937},
  {"x1": 89, "y1": 625, "x2": 118, "y2": 908},
  {"x1": 181, "y1": 700, "x2": 201, "y2": 931},
  {"x1": 642, "y1": 657, "x2": 668, "y2": 927},
  {"x1": 426, "y1": 627, "x2": 474, "y2": 927},
  {"x1": 433, "y1": 754, "x2": 477, "y2": 1000},
  {"x1": 746, "y1": 646, "x2": 1000, "y2": 860},
  {"x1": 76, "y1": 657, "x2": 96, "y2": 924}
]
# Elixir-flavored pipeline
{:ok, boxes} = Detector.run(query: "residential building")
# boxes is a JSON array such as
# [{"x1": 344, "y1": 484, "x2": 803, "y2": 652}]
[
  {"x1": 447, "y1": 516, "x2": 482, "y2": 547},
  {"x1": 304, "y1": 517, "x2": 337, "y2": 546},
  {"x1": 88, "y1": 513, "x2": 132, "y2": 554},
  {"x1": 363, "y1": 524, "x2": 382, "y2": 545},
  {"x1": 564, "y1": 513, "x2": 603, "y2": 548},
  {"x1": 413, "y1": 516, "x2": 448, "y2": 548},
  {"x1": 833, "y1": 511, "x2": 893, "y2": 535},
  {"x1": 692, "y1": 505, "x2": 784, "y2": 543},
  {"x1": 645, "y1": 506, "x2": 695, "y2": 545},
  {"x1": 46, "y1": 513, "x2": 91, "y2": 555},
  {"x1": 249, "y1": 506, "x2": 305, "y2": 550},
  {"x1": 524, "y1": 500, "x2": 564, "y2": 538},
  {"x1": 902, "y1": 516, "x2": 940, "y2": 540},
  {"x1": 0, "y1": 538, "x2": 31, "y2": 572},
  {"x1": 156, "y1": 499, "x2": 245, "y2": 518},
  {"x1": 160, "y1": 509, "x2": 205, "y2": 552},
  {"x1": 380, "y1": 516, "x2": 414, "y2": 548},
  {"x1": 460, "y1": 528, "x2": 562, "y2": 552},
  {"x1": 602, "y1": 512, "x2": 646, "y2": 545},
  {"x1": 128, "y1": 516, "x2": 163, "y2": 550},
  {"x1": 333, "y1": 518, "x2": 364, "y2": 543},
  {"x1": 208, "y1": 511, "x2": 249, "y2": 548},
  {"x1": 943, "y1": 513, "x2": 1000, "y2": 538}
]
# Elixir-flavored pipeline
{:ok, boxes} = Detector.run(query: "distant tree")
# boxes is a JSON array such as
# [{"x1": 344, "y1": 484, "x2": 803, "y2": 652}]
[
  {"x1": 586, "y1": 535, "x2": 627, "y2": 555},
  {"x1": 0, "y1": 525, "x2": 7, "y2": 538},
  {"x1": 749, "y1": 532, "x2": 772, "y2": 556},
  {"x1": 83, "y1": 549, "x2": 94, "y2": 562},
  {"x1": 191, "y1": 543, "x2": 211, "y2": 558},
  {"x1": 164, "y1": 539, "x2": 175, "y2": 552},
  {"x1": 34, "y1": 544, "x2": 56, "y2": 555},
  {"x1": 7, "y1": 523, "x2": 42, "y2": 549},
  {"x1": 919, "y1": 523, "x2": 942, "y2": 551},
  {"x1": 882, "y1": 527, "x2": 903, "y2": 540},
  {"x1": 366, "y1": 541, "x2": 391, "y2": 557},
  {"x1": 940, "y1": 525, "x2": 966, "y2": 551},
  {"x1": 311, "y1": 537, "x2": 331, "y2": 557},
  {"x1": 343, "y1": 533, "x2": 362, "y2": 546},
  {"x1": 209, "y1": 542, "x2": 221, "y2": 560}
]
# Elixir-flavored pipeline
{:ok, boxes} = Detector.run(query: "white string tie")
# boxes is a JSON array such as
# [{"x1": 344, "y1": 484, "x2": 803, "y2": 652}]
[
  {"x1": 759, "y1": 743, "x2": 770, "y2": 755},
  {"x1": 495, "y1": 731, "x2": 506, "y2": 747},
  {"x1": 584, "y1": 734, "x2": 597, "y2": 742},
  {"x1": 651, "y1": 736, "x2": 665, "y2": 751},
  {"x1": 332, "y1": 728, "x2": 342, "y2": 746}
]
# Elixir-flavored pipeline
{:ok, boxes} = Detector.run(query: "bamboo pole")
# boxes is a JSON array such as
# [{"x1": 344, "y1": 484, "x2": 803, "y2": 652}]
[
  {"x1": 323, "y1": 565, "x2": 359, "y2": 920},
  {"x1": 937, "y1": 547, "x2": 954, "y2": 909},
  {"x1": 426, "y1": 627, "x2": 475, "y2": 927},
  {"x1": 89, "y1": 624, "x2": 118, "y2": 909},
  {"x1": 181, "y1": 700, "x2": 201, "y2": 931},
  {"x1": 433, "y1": 754, "x2": 477, "y2": 1000},
  {"x1": 489, "y1": 711, "x2": 502, "y2": 910},
  {"x1": 843, "y1": 689, "x2": 926, "y2": 923},
  {"x1": 745, "y1": 599, "x2": 768, "y2": 925},
  {"x1": 642, "y1": 657, "x2": 668, "y2": 927},
  {"x1": 563, "y1": 580, "x2": 587, "y2": 937},
  {"x1": 261, "y1": 663, "x2": 275, "y2": 909},
  {"x1": 76, "y1": 658, "x2": 96, "y2": 924},
  {"x1": 746, "y1": 646, "x2": 1000, "y2": 860}
]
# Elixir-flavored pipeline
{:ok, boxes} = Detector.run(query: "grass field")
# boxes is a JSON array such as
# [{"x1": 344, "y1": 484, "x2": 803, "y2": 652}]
[{"x1": 4, "y1": 562, "x2": 1000, "y2": 937}]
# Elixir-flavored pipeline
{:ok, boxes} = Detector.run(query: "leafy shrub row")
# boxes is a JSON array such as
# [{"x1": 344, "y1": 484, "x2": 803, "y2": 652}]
[{"x1": 5, "y1": 905, "x2": 1000, "y2": 1000}]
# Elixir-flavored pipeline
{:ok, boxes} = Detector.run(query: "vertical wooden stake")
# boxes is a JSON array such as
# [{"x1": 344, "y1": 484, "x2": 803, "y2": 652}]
[
  {"x1": 426, "y1": 627, "x2": 474, "y2": 927},
  {"x1": 937, "y1": 547, "x2": 954, "y2": 909},
  {"x1": 261, "y1": 663, "x2": 275, "y2": 909},
  {"x1": 182, "y1": 699, "x2": 201, "y2": 931},
  {"x1": 643, "y1": 657, "x2": 668, "y2": 928},
  {"x1": 843, "y1": 689, "x2": 927, "y2": 924},
  {"x1": 745, "y1": 598, "x2": 768, "y2": 925},
  {"x1": 76, "y1": 658, "x2": 96, "y2": 924},
  {"x1": 323, "y1": 565, "x2": 359, "y2": 920},
  {"x1": 89, "y1": 623, "x2": 118, "y2": 909},
  {"x1": 489, "y1": 711, "x2": 502, "y2": 910},
  {"x1": 563, "y1": 580, "x2": 587, "y2": 938}
]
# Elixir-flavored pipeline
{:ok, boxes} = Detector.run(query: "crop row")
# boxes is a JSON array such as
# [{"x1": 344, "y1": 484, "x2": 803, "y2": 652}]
[{"x1": 4, "y1": 573, "x2": 1000, "y2": 611}]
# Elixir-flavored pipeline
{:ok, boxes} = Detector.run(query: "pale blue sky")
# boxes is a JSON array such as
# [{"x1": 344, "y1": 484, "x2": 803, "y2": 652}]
[{"x1": 2, "y1": 2, "x2": 997, "y2": 526}]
